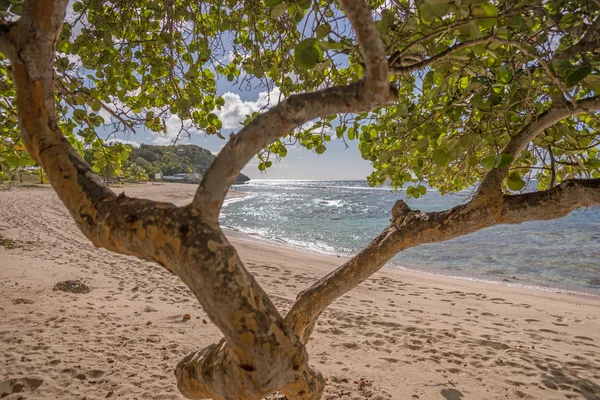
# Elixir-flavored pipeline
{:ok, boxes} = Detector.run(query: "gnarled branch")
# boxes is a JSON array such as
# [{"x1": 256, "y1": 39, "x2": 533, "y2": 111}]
[
  {"x1": 285, "y1": 92, "x2": 600, "y2": 344},
  {"x1": 477, "y1": 95, "x2": 600, "y2": 198},
  {"x1": 285, "y1": 177, "x2": 600, "y2": 343},
  {"x1": 3, "y1": 1, "x2": 317, "y2": 399}
]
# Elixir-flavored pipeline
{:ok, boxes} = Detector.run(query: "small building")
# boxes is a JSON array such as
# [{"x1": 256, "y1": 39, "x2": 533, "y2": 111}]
[{"x1": 161, "y1": 173, "x2": 201, "y2": 183}]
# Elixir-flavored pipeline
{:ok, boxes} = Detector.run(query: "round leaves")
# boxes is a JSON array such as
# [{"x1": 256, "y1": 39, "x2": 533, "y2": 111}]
[{"x1": 294, "y1": 39, "x2": 322, "y2": 70}]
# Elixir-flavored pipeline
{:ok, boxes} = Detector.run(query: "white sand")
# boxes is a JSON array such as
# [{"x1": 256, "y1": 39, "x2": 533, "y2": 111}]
[{"x1": 1, "y1": 183, "x2": 599, "y2": 400}]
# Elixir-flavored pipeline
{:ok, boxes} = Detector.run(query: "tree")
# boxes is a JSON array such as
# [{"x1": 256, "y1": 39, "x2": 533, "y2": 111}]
[
  {"x1": 124, "y1": 162, "x2": 148, "y2": 183},
  {"x1": 0, "y1": 0, "x2": 599, "y2": 399}
]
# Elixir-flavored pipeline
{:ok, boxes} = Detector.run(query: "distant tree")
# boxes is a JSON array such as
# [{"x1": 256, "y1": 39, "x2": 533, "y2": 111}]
[
  {"x1": 124, "y1": 163, "x2": 148, "y2": 183},
  {"x1": 0, "y1": 1, "x2": 599, "y2": 399},
  {"x1": 34, "y1": 167, "x2": 47, "y2": 184}
]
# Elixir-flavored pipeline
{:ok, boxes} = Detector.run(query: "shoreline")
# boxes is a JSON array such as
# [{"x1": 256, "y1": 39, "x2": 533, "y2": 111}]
[
  {"x1": 225, "y1": 227, "x2": 600, "y2": 304},
  {"x1": 222, "y1": 221, "x2": 600, "y2": 300},
  {"x1": 222, "y1": 180, "x2": 600, "y2": 297}
]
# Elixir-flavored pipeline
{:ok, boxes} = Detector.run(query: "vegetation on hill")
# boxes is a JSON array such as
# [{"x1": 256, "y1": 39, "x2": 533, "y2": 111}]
[
  {"x1": 130, "y1": 144, "x2": 250, "y2": 182},
  {"x1": 81, "y1": 143, "x2": 250, "y2": 183}
]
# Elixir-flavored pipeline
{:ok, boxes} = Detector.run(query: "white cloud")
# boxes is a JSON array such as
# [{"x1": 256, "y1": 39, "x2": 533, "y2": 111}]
[
  {"x1": 153, "y1": 115, "x2": 198, "y2": 145},
  {"x1": 215, "y1": 87, "x2": 282, "y2": 129},
  {"x1": 66, "y1": 0, "x2": 88, "y2": 36}
]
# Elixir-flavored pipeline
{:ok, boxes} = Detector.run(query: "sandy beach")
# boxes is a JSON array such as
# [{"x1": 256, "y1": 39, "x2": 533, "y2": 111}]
[{"x1": 1, "y1": 183, "x2": 599, "y2": 400}]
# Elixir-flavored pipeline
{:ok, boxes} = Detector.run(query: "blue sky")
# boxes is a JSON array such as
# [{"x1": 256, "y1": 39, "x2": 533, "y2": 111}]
[{"x1": 103, "y1": 78, "x2": 375, "y2": 181}]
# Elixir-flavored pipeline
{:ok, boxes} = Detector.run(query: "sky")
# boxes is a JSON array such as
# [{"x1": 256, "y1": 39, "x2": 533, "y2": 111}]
[{"x1": 101, "y1": 76, "x2": 374, "y2": 181}]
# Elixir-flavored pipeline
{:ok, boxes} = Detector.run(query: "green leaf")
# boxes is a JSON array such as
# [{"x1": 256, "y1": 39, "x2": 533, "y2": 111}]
[
  {"x1": 494, "y1": 154, "x2": 514, "y2": 169},
  {"x1": 432, "y1": 148, "x2": 449, "y2": 166},
  {"x1": 418, "y1": 3, "x2": 435, "y2": 23},
  {"x1": 270, "y1": 3, "x2": 288, "y2": 19},
  {"x1": 378, "y1": 10, "x2": 394, "y2": 32},
  {"x1": 458, "y1": 20, "x2": 481, "y2": 39},
  {"x1": 417, "y1": 138, "x2": 429, "y2": 153},
  {"x1": 507, "y1": 172, "x2": 526, "y2": 191},
  {"x1": 481, "y1": 155, "x2": 496, "y2": 169},
  {"x1": 473, "y1": 4, "x2": 498, "y2": 17},
  {"x1": 294, "y1": 39, "x2": 322, "y2": 70},
  {"x1": 184, "y1": 69, "x2": 199, "y2": 79},
  {"x1": 584, "y1": 74, "x2": 600, "y2": 91},
  {"x1": 418, "y1": 185, "x2": 427, "y2": 195},
  {"x1": 566, "y1": 65, "x2": 592, "y2": 86},
  {"x1": 315, "y1": 23, "x2": 331, "y2": 39},
  {"x1": 347, "y1": 128, "x2": 355, "y2": 141},
  {"x1": 586, "y1": 157, "x2": 600, "y2": 169},
  {"x1": 497, "y1": 68, "x2": 513, "y2": 83},
  {"x1": 315, "y1": 145, "x2": 326, "y2": 154}
]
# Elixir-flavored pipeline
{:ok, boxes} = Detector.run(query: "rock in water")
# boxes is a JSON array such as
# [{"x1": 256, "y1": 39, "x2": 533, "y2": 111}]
[{"x1": 53, "y1": 280, "x2": 91, "y2": 294}]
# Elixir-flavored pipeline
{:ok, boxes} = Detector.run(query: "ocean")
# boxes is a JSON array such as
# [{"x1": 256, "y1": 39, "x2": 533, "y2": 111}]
[{"x1": 223, "y1": 180, "x2": 600, "y2": 295}]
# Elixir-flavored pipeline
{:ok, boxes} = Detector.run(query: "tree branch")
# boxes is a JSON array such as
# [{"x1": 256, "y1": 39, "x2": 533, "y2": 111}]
[
  {"x1": 502, "y1": 179, "x2": 600, "y2": 222},
  {"x1": 548, "y1": 146, "x2": 557, "y2": 188},
  {"x1": 7, "y1": 2, "x2": 318, "y2": 399},
  {"x1": 492, "y1": 38, "x2": 578, "y2": 108},
  {"x1": 192, "y1": 0, "x2": 397, "y2": 221},
  {"x1": 391, "y1": 36, "x2": 581, "y2": 109},
  {"x1": 476, "y1": 95, "x2": 600, "y2": 198},
  {"x1": 56, "y1": 76, "x2": 136, "y2": 133},
  {"x1": 390, "y1": 36, "x2": 496, "y2": 75},
  {"x1": 555, "y1": 14, "x2": 600, "y2": 60}
]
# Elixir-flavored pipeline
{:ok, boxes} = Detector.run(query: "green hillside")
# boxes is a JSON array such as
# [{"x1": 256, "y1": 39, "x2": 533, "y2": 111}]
[{"x1": 128, "y1": 144, "x2": 250, "y2": 183}]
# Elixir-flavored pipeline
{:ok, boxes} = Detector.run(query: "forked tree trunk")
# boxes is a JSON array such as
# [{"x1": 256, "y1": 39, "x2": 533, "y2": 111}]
[{"x1": 0, "y1": 1, "x2": 599, "y2": 400}]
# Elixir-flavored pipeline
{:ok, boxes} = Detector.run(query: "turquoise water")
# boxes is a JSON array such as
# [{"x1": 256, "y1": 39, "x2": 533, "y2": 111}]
[{"x1": 223, "y1": 180, "x2": 600, "y2": 295}]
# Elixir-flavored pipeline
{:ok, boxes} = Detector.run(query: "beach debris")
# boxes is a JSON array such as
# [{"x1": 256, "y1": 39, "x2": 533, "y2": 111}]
[
  {"x1": 354, "y1": 377, "x2": 373, "y2": 390},
  {"x1": 182, "y1": 314, "x2": 191, "y2": 321},
  {"x1": 0, "y1": 235, "x2": 16, "y2": 249},
  {"x1": 11, "y1": 298, "x2": 34, "y2": 305},
  {"x1": 52, "y1": 280, "x2": 91, "y2": 294},
  {"x1": 75, "y1": 374, "x2": 86, "y2": 381},
  {"x1": 202, "y1": 319, "x2": 207, "y2": 324},
  {"x1": 0, "y1": 377, "x2": 43, "y2": 397}
]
